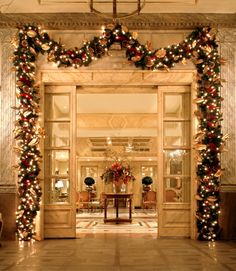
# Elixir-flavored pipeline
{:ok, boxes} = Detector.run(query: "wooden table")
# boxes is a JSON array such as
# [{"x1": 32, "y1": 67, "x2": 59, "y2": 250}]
[{"x1": 104, "y1": 193, "x2": 133, "y2": 224}]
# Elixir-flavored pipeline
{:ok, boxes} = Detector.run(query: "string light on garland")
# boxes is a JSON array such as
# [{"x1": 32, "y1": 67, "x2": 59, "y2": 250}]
[
  {"x1": 12, "y1": 23, "x2": 227, "y2": 241},
  {"x1": 12, "y1": 25, "x2": 45, "y2": 241}
]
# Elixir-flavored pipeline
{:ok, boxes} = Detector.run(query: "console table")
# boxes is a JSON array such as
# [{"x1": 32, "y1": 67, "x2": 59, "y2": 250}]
[{"x1": 104, "y1": 193, "x2": 133, "y2": 224}]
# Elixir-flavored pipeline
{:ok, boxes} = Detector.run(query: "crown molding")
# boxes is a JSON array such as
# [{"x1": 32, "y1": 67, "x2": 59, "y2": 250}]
[{"x1": 0, "y1": 13, "x2": 236, "y2": 30}]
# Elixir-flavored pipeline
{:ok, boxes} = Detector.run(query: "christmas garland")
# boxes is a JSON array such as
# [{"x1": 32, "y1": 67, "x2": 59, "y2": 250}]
[{"x1": 12, "y1": 23, "x2": 227, "y2": 241}]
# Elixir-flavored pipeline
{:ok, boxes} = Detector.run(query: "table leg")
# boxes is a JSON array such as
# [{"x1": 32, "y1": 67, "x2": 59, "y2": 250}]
[
  {"x1": 129, "y1": 198, "x2": 132, "y2": 220},
  {"x1": 116, "y1": 199, "x2": 119, "y2": 223},
  {"x1": 104, "y1": 198, "x2": 107, "y2": 222}
]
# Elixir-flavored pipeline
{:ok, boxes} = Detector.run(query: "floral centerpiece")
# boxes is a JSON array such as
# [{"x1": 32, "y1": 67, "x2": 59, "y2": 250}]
[{"x1": 101, "y1": 162, "x2": 135, "y2": 186}]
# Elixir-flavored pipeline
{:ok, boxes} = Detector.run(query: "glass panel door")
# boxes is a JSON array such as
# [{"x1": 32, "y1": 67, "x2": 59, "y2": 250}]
[
  {"x1": 44, "y1": 94, "x2": 71, "y2": 204},
  {"x1": 163, "y1": 93, "x2": 191, "y2": 203}
]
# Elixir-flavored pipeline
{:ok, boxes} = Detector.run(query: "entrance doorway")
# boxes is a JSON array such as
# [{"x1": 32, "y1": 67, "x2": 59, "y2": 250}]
[{"x1": 42, "y1": 70, "x2": 194, "y2": 239}]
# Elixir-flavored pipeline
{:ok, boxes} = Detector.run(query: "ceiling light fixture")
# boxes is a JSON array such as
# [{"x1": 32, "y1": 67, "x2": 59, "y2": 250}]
[{"x1": 88, "y1": 0, "x2": 146, "y2": 20}]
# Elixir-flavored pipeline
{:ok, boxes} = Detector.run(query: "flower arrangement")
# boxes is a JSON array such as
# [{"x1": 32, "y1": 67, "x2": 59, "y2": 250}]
[{"x1": 101, "y1": 162, "x2": 135, "y2": 185}]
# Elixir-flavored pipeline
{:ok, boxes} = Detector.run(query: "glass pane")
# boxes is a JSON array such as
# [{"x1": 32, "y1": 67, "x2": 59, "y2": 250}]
[
  {"x1": 45, "y1": 122, "x2": 70, "y2": 147},
  {"x1": 163, "y1": 150, "x2": 190, "y2": 175},
  {"x1": 164, "y1": 122, "x2": 190, "y2": 147},
  {"x1": 45, "y1": 178, "x2": 70, "y2": 204},
  {"x1": 164, "y1": 177, "x2": 190, "y2": 203},
  {"x1": 45, "y1": 150, "x2": 69, "y2": 176},
  {"x1": 164, "y1": 93, "x2": 190, "y2": 119},
  {"x1": 45, "y1": 95, "x2": 70, "y2": 120}
]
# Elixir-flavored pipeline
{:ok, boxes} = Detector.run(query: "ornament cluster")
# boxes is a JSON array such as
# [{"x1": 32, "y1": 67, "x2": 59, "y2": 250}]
[{"x1": 12, "y1": 23, "x2": 227, "y2": 241}]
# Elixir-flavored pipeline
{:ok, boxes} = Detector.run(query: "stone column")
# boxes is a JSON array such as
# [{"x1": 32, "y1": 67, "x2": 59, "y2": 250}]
[
  {"x1": 218, "y1": 29, "x2": 236, "y2": 240},
  {"x1": 218, "y1": 28, "x2": 236, "y2": 187},
  {"x1": 0, "y1": 29, "x2": 17, "y2": 240}
]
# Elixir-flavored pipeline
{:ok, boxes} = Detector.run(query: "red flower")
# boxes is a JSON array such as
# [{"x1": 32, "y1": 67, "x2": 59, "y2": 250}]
[{"x1": 101, "y1": 162, "x2": 135, "y2": 184}]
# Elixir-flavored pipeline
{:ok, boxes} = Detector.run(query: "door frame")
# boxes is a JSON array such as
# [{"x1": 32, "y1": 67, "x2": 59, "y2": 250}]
[{"x1": 40, "y1": 69, "x2": 197, "y2": 239}]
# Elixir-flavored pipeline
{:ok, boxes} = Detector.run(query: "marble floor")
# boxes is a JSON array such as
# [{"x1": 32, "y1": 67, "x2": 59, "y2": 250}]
[
  {"x1": 0, "y1": 235, "x2": 236, "y2": 271},
  {"x1": 76, "y1": 209, "x2": 158, "y2": 235}
]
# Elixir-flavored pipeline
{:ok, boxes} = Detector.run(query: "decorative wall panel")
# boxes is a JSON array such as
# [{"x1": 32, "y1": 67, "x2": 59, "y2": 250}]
[
  {"x1": 0, "y1": 29, "x2": 17, "y2": 191},
  {"x1": 77, "y1": 114, "x2": 158, "y2": 129},
  {"x1": 44, "y1": 207, "x2": 75, "y2": 238}
]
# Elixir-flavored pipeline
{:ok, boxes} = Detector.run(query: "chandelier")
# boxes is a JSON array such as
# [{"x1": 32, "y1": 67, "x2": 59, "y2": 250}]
[{"x1": 88, "y1": 0, "x2": 146, "y2": 20}]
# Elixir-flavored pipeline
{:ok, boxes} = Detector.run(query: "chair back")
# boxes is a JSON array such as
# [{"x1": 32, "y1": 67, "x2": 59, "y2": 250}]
[
  {"x1": 78, "y1": 191, "x2": 90, "y2": 202},
  {"x1": 165, "y1": 189, "x2": 177, "y2": 202},
  {"x1": 145, "y1": 191, "x2": 156, "y2": 201}
]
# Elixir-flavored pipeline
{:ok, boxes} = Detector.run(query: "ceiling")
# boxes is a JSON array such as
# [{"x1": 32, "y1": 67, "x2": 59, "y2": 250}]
[
  {"x1": 77, "y1": 94, "x2": 158, "y2": 114},
  {"x1": 0, "y1": 0, "x2": 235, "y2": 14}
]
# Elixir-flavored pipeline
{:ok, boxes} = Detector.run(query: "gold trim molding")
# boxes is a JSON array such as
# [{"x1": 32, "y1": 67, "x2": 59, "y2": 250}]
[
  {"x1": 0, "y1": 13, "x2": 236, "y2": 30},
  {"x1": 0, "y1": 185, "x2": 17, "y2": 193},
  {"x1": 220, "y1": 185, "x2": 236, "y2": 192}
]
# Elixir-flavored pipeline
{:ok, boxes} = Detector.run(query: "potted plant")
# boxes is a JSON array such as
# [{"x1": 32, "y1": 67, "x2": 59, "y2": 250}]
[
  {"x1": 84, "y1": 177, "x2": 95, "y2": 192},
  {"x1": 142, "y1": 176, "x2": 153, "y2": 191}
]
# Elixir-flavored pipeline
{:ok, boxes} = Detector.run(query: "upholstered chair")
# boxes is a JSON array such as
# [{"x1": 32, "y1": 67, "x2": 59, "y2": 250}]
[{"x1": 143, "y1": 191, "x2": 157, "y2": 210}]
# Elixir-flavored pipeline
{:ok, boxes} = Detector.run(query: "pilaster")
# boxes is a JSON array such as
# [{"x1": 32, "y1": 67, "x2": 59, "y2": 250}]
[{"x1": 0, "y1": 29, "x2": 17, "y2": 240}]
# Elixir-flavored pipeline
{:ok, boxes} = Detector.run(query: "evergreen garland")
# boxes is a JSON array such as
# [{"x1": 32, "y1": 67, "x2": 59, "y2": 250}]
[{"x1": 12, "y1": 23, "x2": 227, "y2": 241}]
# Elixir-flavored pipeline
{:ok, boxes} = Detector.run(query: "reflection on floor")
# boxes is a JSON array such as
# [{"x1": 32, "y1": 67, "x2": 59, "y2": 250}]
[
  {"x1": 76, "y1": 208, "x2": 157, "y2": 236},
  {"x1": 1, "y1": 236, "x2": 236, "y2": 271}
]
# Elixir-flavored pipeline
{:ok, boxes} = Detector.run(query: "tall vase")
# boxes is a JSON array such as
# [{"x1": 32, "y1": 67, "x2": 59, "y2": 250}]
[
  {"x1": 113, "y1": 179, "x2": 123, "y2": 193},
  {"x1": 114, "y1": 184, "x2": 122, "y2": 193}
]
